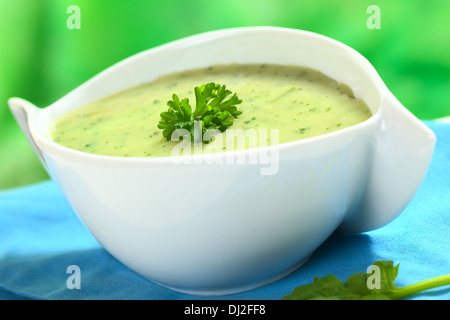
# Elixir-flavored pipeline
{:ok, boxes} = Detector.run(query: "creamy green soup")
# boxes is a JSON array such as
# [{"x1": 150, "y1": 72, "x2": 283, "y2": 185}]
[{"x1": 50, "y1": 64, "x2": 372, "y2": 157}]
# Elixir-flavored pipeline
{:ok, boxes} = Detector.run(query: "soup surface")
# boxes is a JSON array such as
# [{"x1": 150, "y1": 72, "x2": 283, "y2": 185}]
[{"x1": 51, "y1": 64, "x2": 372, "y2": 157}]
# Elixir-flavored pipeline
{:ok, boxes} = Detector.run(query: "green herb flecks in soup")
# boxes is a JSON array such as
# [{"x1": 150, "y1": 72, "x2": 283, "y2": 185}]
[{"x1": 50, "y1": 64, "x2": 372, "y2": 157}]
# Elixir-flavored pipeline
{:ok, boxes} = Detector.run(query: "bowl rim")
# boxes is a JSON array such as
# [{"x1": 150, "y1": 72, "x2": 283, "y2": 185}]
[{"x1": 33, "y1": 26, "x2": 386, "y2": 166}]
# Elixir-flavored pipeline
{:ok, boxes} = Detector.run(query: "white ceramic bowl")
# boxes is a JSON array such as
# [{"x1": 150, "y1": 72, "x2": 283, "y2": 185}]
[{"x1": 9, "y1": 27, "x2": 435, "y2": 295}]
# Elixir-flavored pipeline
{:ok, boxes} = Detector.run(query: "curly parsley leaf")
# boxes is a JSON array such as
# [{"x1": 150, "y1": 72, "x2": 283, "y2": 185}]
[
  {"x1": 282, "y1": 260, "x2": 450, "y2": 300},
  {"x1": 157, "y1": 82, "x2": 242, "y2": 142}
]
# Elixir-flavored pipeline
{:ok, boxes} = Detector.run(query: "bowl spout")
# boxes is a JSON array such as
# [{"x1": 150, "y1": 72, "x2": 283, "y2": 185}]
[
  {"x1": 8, "y1": 97, "x2": 48, "y2": 172},
  {"x1": 340, "y1": 91, "x2": 436, "y2": 232}
]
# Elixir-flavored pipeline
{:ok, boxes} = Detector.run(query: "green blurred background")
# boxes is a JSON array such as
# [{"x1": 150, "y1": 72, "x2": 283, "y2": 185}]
[{"x1": 1, "y1": 0, "x2": 449, "y2": 190}]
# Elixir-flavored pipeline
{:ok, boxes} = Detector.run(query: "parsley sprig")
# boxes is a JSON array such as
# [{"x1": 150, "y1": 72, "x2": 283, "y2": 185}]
[
  {"x1": 157, "y1": 82, "x2": 242, "y2": 142},
  {"x1": 282, "y1": 260, "x2": 450, "y2": 300}
]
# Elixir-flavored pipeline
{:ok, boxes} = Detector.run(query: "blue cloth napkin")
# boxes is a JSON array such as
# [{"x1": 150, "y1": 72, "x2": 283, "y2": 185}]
[{"x1": 1, "y1": 121, "x2": 449, "y2": 300}]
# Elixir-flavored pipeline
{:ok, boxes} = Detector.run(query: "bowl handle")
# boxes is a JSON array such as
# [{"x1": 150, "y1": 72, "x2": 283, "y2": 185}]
[
  {"x1": 8, "y1": 97, "x2": 49, "y2": 173},
  {"x1": 339, "y1": 91, "x2": 436, "y2": 232}
]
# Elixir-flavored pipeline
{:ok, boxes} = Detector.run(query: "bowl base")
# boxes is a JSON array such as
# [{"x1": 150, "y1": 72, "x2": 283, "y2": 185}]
[{"x1": 152, "y1": 254, "x2": 313, "y2": 296}]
